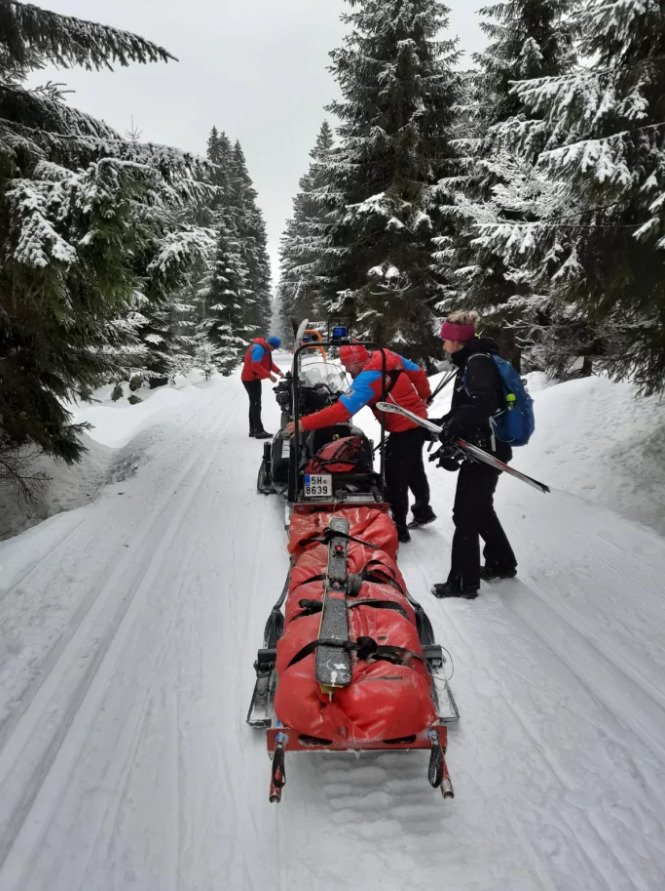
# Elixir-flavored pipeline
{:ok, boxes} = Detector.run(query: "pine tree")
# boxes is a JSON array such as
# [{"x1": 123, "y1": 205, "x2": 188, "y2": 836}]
[
  {"x1": 442, "y1": 0, "x2": 575, "y2": 367},
  {"x1": 0, "y1": 1, "x2": 181, "y2": 462},
  {"x1": 278, "y1": 120, "x2": 335, "y2": 327},
  {"x1": 228, "y1": 141, "x2": 272, "y2": 336},
  {"x1": 483, "y1": 0, "x2": 665, "y2": 391},
  {"x1": 198, "y1": 209, "x2": 251, "y2": 375},
  {"x1": 0, "y1": 2, "x2": 221, "y2": 465},
  {"x1": 140, "y1": 223, "x2": 216, "y2": 385},
  {"x1": 312, "y1": 0, "x2": 461, "y2": 355}
]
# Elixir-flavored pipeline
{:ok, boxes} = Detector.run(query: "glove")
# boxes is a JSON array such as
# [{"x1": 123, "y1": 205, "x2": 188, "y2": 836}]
[
  {"x1": 437, "y1": 422, "x2": 455, "y2": 447},
  {"x1": 429, "y1": 444, "x2": 460, "y2": 472}
]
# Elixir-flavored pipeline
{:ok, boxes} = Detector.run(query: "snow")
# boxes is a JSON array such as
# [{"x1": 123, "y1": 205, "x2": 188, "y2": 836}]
[{"x1": 0, "y1": 364, "x2": 664, "y2": 889}]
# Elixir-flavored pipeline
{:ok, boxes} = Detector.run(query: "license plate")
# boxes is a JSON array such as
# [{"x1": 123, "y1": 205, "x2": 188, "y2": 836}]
[{"x1": 304, "y1": 473, "x2": 333, "y2": 498}]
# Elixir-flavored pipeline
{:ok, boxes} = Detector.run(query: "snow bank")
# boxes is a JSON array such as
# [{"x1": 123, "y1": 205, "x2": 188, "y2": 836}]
[
  {"x1": 0, "y1": 374, "x2": 217, "y2": 540},
  {"x1": 427, "y1": 369, "x2": 665, "y2": 536},
  {"x1": 521, "y1": 374, "x2": 665, "y2": 535},
  {"x1": 0, "y1": 435, "x2": 111, "y2": 541}
]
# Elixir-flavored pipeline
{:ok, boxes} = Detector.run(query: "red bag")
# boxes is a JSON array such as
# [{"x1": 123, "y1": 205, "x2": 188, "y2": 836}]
[
  {"x1": 305, "y1": 435, "x2": 370, "y2": 474},
  {"x1": 276, "y1": 505, "x2": 436, "y2": 745}
]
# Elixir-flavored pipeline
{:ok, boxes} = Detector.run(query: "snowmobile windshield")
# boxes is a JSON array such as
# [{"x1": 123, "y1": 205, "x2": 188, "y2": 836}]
[{"x1": 299, "y1": 358, "x2": 346, "y2": 397}]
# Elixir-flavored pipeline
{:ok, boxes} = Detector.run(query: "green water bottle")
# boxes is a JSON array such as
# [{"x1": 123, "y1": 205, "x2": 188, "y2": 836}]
[{"x1": 506, "y1": 392, "x2": 517, "y2": 410}]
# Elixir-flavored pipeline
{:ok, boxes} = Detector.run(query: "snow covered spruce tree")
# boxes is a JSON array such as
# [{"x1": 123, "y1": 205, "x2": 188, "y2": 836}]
[
  {"x1": 193, "y1": 127, "x2": 271, "y2": 374},
  {"x1": 313, "y1": 0, "x2": 460, "y2": 354},
  {"x1": 484, "y1": 0, "x2": 665, "y2": 391},
  {"x1": 442, "y1": 0, "x2": 575, "y2": 367},
  {"x1": 197, "y1": 208, "x2": 252, "y2": 375},
  {"x1": 278, "y1": 120, "x2": 335, "y2": 328},
  {"x1": 228, "y1": 141, "x2": 272, "y2": 337},
  {"x1": 138, "y1": 221, "x2": 217, "y2": 386},
  {"x1": 0, "y1": 0, "x2": 179, "y2": 464}
]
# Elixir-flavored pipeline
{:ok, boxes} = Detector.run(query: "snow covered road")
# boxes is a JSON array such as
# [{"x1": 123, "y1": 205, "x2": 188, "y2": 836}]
[{"x1": 0, "y1": 372, "x2": 664, "y2": 890}]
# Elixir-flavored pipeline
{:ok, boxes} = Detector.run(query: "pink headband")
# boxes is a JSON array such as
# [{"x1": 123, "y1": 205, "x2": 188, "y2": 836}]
[{"x1": 440, "y1": 320, "x2": 476, "y2": 342}]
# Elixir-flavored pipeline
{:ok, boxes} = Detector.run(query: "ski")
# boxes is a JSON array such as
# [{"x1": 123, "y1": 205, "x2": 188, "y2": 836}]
[
  {"x1": 315, "y1": 517, "x2": 352, "y2": 693},
  {"x1": 293, "y1": 318, "x2": 310, "y2": 351},
  {"x1": 375, "y1": 401, "x2": 550, "y2": 494}
]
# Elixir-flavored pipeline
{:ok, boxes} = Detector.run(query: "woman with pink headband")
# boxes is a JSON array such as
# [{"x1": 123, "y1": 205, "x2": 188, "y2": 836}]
[{"x1": 430, "y1": 311, "x2": 517, "y2": 599}]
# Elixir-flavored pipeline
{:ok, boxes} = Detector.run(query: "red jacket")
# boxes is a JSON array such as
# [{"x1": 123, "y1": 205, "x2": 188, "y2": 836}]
[
  {"x1": 241, "y1": 338, "x2": 281, "y2": 382},
  {"x1": 301, "y1": 349, "x2": 430, "y2": 433}
]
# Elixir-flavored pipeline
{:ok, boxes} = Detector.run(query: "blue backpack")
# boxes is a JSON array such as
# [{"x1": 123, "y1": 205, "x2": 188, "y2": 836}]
[{"x1": 466, "y1": 354, "x2": 535, "y2": 446}]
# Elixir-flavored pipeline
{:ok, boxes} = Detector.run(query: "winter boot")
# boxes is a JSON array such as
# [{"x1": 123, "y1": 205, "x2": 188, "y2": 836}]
[
  {"x1": 254, "y1": 430, "x2": 272, "y2": 440},
  {"x1": 407, "y1": 507, "x2": 437, "y2": 529},
  {"x1": 480, "y1": 564, "x2": 517, "y2": 582},
  {"x1": 431, "y1": 581, "x2": 479, "y2": 600},
  {"x1": 396, "y1": 525, "x2": 411, "y2": 543}
]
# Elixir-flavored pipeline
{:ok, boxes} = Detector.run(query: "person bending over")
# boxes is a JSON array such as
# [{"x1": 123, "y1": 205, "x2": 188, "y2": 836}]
[{"x1": 286, "y1": 343, "x2": 435, "y2": 542}]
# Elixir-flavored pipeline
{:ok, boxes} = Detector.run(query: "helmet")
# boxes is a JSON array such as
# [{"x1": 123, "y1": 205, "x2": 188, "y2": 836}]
[
  {"x1": 338, "y1": 344, "x2": 369, "y2": 366},
  {"x1": 267, "y1": 335, "x2": 281, "y2": 349}
]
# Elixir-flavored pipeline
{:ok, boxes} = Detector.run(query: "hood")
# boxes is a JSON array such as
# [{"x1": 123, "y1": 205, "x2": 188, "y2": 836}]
[{"x1": 452, "y1": 336, "x2": 500, "y2": 368}]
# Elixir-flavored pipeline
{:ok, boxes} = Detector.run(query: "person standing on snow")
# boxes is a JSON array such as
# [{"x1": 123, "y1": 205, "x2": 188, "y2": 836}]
[
  {"x1": 286, "y1": 343, "x2": 435, "y2": 543},
  {"x1": 241, "y1": 335, "x2": 285, "y2": 439},
  {"x1": 430, "y1": 311, "x2": 517, "y2": 599}
]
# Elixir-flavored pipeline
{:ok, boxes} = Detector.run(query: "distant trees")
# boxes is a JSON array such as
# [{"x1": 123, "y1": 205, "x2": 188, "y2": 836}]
[{"x1": 0, "y1": 1, "x2": 271, "y2": 477}]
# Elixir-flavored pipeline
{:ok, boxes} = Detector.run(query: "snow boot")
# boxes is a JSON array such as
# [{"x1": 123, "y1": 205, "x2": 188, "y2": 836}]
[
  {"x1": 431, "y1": 581, "x2": 479, "y2": 600},
  {"x1": 396, "y1": 525, "x2": 411, "y2": 543},
  {"x1": 254, "y1": 430, "x2": 272, "y2": 440},
  {"x1": 407, "y1": 508, "x2": 437, "y2": 529},
  {"x1": 480, "y1": 564, "x2": 517, "y2": 582}
]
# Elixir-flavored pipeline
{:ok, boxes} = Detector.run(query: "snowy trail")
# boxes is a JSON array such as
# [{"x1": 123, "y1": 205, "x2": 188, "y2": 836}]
[{"x1": 0, "y1": 374, "x2": 664, "y2": 890}]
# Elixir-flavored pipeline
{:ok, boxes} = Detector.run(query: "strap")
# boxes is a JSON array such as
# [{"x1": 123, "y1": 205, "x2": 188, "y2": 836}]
[
  {"x1": 384, "y1": 369, "x2": 402, "y2": 397},
  {"x1": 293, "y1": 598, "x2": 410, "y2": 620},
  {"x1": 287, "y1": 635, "x2": 424, "y2": 669},
  {"x1": 299, "y1": 526, "x2": 379, "y2": 550},
  {"x1": 360, "y1": 558, "x2": 407, "y2": 597}
]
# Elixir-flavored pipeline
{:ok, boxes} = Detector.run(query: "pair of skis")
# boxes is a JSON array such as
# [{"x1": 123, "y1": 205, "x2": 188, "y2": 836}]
[{"x1": 375, "y1": 402, "x2": 550, "y2": 494}]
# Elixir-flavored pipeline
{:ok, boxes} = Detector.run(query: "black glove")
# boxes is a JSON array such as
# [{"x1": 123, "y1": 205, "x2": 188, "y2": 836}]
[
  {"x1": 429, "y1": 444, "x2": 460, "y2": 472},
  {"x1": 437, "y1": 422, "x2": 455, "y2": 447}
]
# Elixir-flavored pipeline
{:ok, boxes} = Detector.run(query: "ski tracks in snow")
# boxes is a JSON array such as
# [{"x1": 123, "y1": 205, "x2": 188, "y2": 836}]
[
  {"x1": 397, "y1": 480, "x2": 665, "y2": 891},
  {"x1": 0, "y1": 377, "x2": 282, "y2": 890},
  {"x1": 1, "y1": 375, "x2": 665, "y2": 890}
]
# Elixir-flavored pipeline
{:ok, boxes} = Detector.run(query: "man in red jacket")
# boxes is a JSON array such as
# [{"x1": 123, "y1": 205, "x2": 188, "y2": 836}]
[
  {"x1": 286, "y1": 344, "x2": 435, "y2": 542},
  {"x1": 241, "y1": 335, "x2": 284, "y2": 438}
]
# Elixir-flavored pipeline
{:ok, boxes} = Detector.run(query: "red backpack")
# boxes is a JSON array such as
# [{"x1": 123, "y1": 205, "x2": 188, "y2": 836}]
[{"x1": 305, "y1": 436, "x2": 371, "y2": 474}]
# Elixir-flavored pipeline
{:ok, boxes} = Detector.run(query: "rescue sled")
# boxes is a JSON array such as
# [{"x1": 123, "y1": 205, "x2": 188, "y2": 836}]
[{"x1": 248, "y1": 326, "x2": 458, "y2": 802}]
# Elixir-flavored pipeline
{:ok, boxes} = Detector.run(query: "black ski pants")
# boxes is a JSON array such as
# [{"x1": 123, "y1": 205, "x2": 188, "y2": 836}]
[
  {"x1": 447, "y1": 459, "x2": 516, "y2": 590},
  {"x1": 243, "y1": 379, "x2": 264, "y2": 435},
  {"x1": 385, "y1": 427, "x2": 431, "y2": 529}
]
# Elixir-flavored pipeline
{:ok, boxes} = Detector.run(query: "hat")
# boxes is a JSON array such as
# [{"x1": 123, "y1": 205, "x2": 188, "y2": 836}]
[
  {"x1": 339, "y1": 344, "x2": 370, "y2": 366},
  {"x1": 266, "y1": 335, "x2": 281, "y2": 349},
  {"x1": 440, "y1": 320, "x2": 476, "y2": 342}
]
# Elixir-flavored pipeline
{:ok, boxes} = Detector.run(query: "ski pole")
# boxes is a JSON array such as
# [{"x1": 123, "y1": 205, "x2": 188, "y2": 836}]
[{"x1": 428, "y1": 368, "x2": 456, "y2": 404}]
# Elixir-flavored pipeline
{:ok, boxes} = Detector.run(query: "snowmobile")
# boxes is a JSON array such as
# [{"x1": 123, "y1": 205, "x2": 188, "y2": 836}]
[
  {"x1": 248, "y1": 323, "x2": 458, "y2": 803},
  {"x1": 255, "y1": 352, "x2": 380, "y2": 503}
]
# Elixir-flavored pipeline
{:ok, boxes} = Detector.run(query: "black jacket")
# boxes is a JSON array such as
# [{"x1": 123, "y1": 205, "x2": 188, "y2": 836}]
[{"x1": 440, "y1": 337, "x2": 512, "y2": 461}]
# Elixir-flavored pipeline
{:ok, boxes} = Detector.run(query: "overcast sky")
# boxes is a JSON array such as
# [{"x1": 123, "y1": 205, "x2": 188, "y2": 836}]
[{"x1": 35, "y1": 1, "x2": 488, "y2": 282}]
